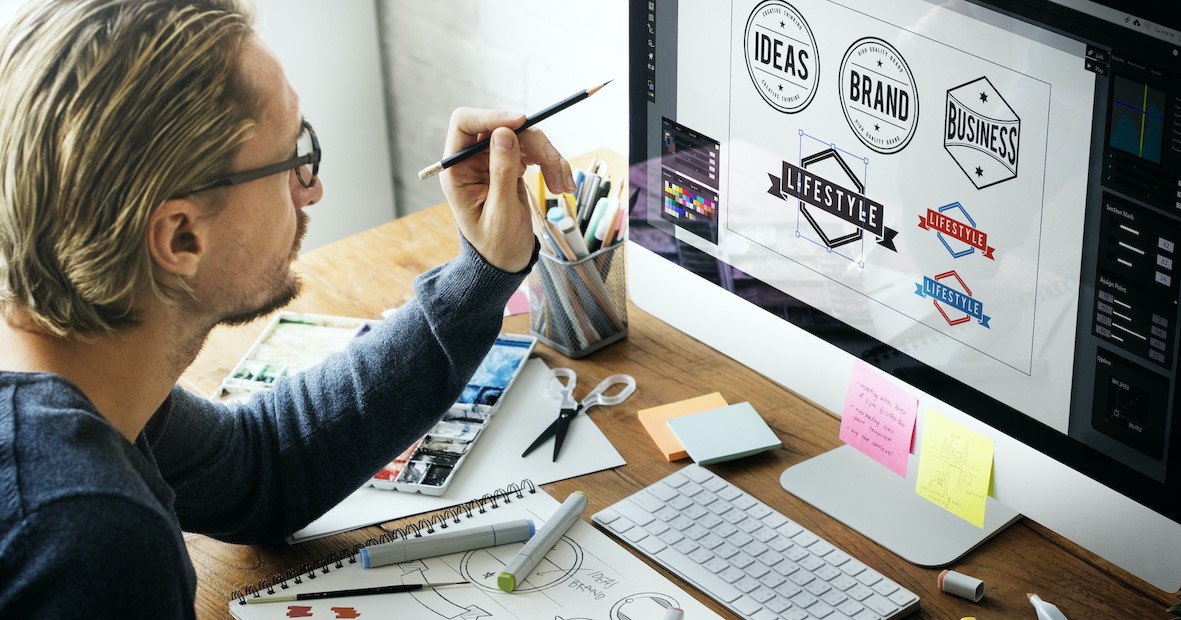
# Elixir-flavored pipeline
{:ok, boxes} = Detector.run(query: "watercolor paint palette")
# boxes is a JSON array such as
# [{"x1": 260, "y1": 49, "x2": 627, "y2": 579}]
[
  {"x1": 215, "y1": 311, "x2": 536, "y2": 496},
  {"x1": 368, "y1": 333, "x2": 535, "y2": 495},
  {"x1": 215, "y1": 312, "x2": 376, "y2": 403}
]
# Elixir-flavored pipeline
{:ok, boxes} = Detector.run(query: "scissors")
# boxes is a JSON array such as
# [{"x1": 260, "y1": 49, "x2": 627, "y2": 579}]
[{"x1": 522, "y1": 368, "x2": 636, "y2": 461}]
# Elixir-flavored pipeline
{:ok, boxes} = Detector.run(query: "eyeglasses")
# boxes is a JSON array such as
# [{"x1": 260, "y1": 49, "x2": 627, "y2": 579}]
[{"x1": 175, "y1": 118, "x2": 320, "y2": 197}]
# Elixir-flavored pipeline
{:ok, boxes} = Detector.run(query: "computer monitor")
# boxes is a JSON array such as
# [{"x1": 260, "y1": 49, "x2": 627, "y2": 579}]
[{"x1": 628, "y1": 0, "x2": 1181, "y2": 591}]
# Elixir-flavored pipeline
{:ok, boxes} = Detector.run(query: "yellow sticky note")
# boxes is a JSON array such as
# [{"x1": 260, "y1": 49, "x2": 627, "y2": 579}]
[
  {"x1": 915, "y1": 409, "x2": 994, "y2": 528},
  {"x1": 637, "y1": 392, "x2": 729, "y2": 461}
]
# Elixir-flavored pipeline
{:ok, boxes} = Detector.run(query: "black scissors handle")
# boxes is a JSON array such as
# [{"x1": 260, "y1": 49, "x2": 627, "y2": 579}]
[{"x1": 521, "y1": 407, "x2": 577, "y2": 460}]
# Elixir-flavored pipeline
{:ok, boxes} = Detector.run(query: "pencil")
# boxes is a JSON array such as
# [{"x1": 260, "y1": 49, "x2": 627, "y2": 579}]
[
  {"x1": 417, "y1": 80, "x2": 613, "y2": 180},
  {"x1": 244, "y1": 581, "x2": 468, "y2": 604}
]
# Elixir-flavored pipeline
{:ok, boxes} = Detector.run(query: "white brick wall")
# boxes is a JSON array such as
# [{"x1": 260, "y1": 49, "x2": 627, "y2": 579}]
[{"x1": 378, "y1": 0, "x2": 629, "y2": 215}]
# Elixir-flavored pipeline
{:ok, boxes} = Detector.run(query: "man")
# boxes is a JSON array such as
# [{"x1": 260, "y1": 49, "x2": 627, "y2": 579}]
[{"x1": 0, "y1": 0, "x2": 575, "y2": 616}]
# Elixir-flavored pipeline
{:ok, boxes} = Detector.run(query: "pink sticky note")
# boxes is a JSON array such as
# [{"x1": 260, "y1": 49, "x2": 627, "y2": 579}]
[
  {"x1": 839, "y1": 361, "x2": 919, "y2": 477},
  {"x1": 503, "y1": 285, "x2": 530, "y2": 317}
]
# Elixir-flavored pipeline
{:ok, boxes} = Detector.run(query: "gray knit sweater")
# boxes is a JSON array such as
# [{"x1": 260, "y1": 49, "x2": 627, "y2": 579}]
[{"x1": 0, "y1": 239, "x2": 532, "y2": 618}]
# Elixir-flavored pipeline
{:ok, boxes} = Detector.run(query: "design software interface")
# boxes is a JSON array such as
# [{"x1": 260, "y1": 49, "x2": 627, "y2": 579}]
[{"x1": 633, "y1": 0, "x2": 1181, "y2": 518}]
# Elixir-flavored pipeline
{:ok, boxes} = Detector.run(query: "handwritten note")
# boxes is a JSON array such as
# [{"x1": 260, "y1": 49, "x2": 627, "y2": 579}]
[
  {"x1": 914, "y1": 409, "x2": 994, "y2": 528},
  {"x1": 839, "y1": 361, "x2": 918, "y2": 477}
]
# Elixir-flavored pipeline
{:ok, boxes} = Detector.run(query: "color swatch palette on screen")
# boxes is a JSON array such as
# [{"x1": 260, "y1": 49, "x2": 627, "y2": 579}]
[{"x1": 664, "y1": 180, "x2": 717, "y2": 221}]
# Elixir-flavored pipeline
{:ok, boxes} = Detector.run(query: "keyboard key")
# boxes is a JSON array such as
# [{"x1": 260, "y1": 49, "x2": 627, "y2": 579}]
[
  {"x1": 889, "y1": 589, "x2": 919, "y2": 608},
  {"x1": 638, "y1": 536, "x2": 666, "y2": 555},
  {"x1": 733, "y1": 596, "x2": 762, "y2": 615},
  {"x1": 703, "y1": 476, "x2": 728, "y2": 492},
  {"x1": 864, "y1": 593, "x2": 900, "y2": 616},
  {"x1": 649, "y1": 481, "x2": 679, "y2": 502},
  {"x1": 751, "y1": 586, "x2": 776, "y2": 603},
  {"x1": 595, "y1": 508, "x2": 620, "y2": 524},
  {"x1": 633, "y1": 490, "x2": 664, "y2": 512},
  {"x1": 682, "y1": 464, "x2": 712, "y2": 483},
  {"x1": 613, "y1": 499, "x2": 656, "y2": 526}
]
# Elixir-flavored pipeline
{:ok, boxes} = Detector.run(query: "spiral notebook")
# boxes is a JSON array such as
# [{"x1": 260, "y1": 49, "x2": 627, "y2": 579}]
[{"x1": 229, "y1": 483, "x2": 721, "y2": 619}]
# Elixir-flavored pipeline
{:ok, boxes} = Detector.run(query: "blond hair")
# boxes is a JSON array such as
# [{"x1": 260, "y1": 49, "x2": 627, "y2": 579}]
[{"x1": 0, "y1": 0, "x2": 258, "y2": 336}]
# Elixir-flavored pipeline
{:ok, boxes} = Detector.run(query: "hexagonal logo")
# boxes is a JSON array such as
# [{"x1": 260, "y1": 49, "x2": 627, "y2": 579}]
[
  {"x1": 839, "y1": 37, "x2": 918, "y2": 154},
  {"x1": 767, "y1": 145, "x2": 898, "y2": 254},
  {"x1": 915, "y1": 270, "x2": 991, "y2": 328},
  {"x1": 917, "y1": 202, "x2": 996, "y2": 260},
  {"x1": 945, "y1": 76, "x2": 1020, "y2": 190},
  {"x1": 744, "y1": 0, "x2": 819, "y2": 114}
]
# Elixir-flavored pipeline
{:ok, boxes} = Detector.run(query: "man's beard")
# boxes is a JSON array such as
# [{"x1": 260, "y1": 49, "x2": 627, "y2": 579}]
[{"x1": 217, "y1": 210, "x2": 309, "y2": 327}]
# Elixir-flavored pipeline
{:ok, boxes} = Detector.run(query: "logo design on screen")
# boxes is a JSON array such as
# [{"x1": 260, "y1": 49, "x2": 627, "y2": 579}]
[
  {"x1": 767, "y1": 146, "x2": 898, "y2": 253},
  {"x1": 945, "y1": 76, "x2": 1020, "y2": 189},
  {"x1": 744, "y1": 0, "x2": 818, "y2": 114},
  {"x1": 918, "y1": 202, "x2": 997, "y2": 260},
  {"x1": 839, "y1": 38, "x2": 918, "y2": 154},
  {"x1": 915, "y1": 270, "x2": 991, "y2": 328}
]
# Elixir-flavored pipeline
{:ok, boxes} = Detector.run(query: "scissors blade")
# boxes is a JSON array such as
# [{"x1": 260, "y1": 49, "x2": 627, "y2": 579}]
[
  {"x1": 521, "y1": 418, "x2": 560, "y2": 458},
  {"x1": 551, "y1": 408, "x2": 576, "y2": 461}
]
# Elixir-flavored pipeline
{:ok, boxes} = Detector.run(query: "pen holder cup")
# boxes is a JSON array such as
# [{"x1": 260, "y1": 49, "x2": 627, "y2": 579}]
[{"x1": 528, "y1": 242, "x2": 628, "y2": 358}]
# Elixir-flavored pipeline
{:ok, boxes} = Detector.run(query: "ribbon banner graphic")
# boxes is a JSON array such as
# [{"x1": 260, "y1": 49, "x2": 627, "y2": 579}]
[
  {"x1": 918, "y1": 206, "x2": 996, "y2": 259},
  {"x1": 769, "y1": 158, "x2": 898, "y2": 251},
  {"x1": 916, "y1": 272, "x2": 991, "y2": 328}
]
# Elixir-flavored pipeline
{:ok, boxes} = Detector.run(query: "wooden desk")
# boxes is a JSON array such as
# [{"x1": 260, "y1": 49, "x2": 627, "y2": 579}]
[{"x1": 183, "y1": 205, "x2": 1177, "y2": 620}]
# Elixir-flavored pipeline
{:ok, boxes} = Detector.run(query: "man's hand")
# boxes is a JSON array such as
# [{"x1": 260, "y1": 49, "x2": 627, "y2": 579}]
[{"x1": 439, "y1": 108, "x2": 575, "y2": 273}]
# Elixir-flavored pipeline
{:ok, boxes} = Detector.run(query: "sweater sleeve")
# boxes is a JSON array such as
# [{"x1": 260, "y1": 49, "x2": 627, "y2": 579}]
[
  {"x1": 149, "y1": 239, "x2": 535, "y2": 543},
  {"x1": 0, "y1": 497, "x2": 193, "y2": 617}
]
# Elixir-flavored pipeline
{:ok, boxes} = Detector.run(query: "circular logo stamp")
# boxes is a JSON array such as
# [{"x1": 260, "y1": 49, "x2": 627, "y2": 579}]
[
  {"x1": 839, "y1": 37, "x2": 918, "y2": 154},
  {"x1": 743, "y1": 0, "x2": 818, "y2": 114}
]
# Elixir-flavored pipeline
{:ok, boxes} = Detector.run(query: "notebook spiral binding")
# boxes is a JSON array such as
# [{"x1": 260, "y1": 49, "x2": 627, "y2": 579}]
[{"x1": 231, "y1": 479, "x2": 537, "y2": 605}]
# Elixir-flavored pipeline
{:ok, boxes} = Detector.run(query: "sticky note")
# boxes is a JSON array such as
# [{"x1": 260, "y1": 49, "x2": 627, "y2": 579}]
[
  {"x1": 503, "y1": 285, "x2": 530, "y2": 317},
  {"x1": 839, "y1": 361, "x2": 918, "y2": 477},
  {"x1": 637, "y1": 392, "x2": 728, "y2": 461},
  {"x1": 667, "y1": 402, "x2": 781, "y2": 465},
  {"x1": 915, "y1": 409, "x2": 994, "y2": 528}
]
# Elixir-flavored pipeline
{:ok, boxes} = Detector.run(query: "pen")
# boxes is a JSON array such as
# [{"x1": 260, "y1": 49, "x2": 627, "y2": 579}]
[
  {"x1": 663, "y1": 607, "x2": 684, "y2": 620},
  {"x1": 498, "y1": 491, "x2": 588, "y2": 592},
  {"x1": 361, "y1": 518, "x2": 535, "y2": 569},
  {"x1": 1028, "y1": 593, "x2": 1069, "y2": 620},
  {"x1": 418, "y1": 81, "x2": 612, "y2": 180},
  {"x1": 244, "y1": 581, "x2": 468, "y2": 604}
]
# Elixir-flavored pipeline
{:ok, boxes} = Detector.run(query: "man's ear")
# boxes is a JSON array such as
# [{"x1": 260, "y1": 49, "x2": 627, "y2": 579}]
[{"x1": 147, "y1": 199, "x2": 211, "y2": 278}]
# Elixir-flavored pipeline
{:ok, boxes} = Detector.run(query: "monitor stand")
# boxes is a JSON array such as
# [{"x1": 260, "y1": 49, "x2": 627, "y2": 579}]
[{"x1": 780, "y1": 444, "x2": 1021, "y2": 567}]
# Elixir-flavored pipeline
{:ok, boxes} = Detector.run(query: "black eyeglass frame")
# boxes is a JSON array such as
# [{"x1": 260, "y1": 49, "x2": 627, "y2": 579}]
[{"x1": 174, "y1": 119, "x2": 320, "y2": 198}]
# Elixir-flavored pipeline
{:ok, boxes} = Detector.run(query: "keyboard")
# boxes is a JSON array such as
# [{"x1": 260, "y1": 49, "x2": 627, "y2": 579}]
[{"x1": 592, "y1": 465, "x2": 920, "y2": 620}]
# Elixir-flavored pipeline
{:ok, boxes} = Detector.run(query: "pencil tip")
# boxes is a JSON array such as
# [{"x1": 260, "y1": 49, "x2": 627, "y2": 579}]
[{"x1": 588, "y1": 80, "x2": 613, "y2": 96}]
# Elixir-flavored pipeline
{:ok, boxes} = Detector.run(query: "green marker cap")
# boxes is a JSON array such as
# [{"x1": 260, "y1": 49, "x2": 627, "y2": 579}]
[{"x1": 497, "y1": 571, "x2": 516, "y2": 593}]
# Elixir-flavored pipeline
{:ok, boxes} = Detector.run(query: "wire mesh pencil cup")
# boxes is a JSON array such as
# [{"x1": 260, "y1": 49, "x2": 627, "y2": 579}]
[{"x1": 528, "y1": 242, "x2": 628, "y2": 358}]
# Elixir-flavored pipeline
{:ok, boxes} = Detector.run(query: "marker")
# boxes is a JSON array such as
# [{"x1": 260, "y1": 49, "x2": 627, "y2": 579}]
[
  {"x1": 937, "y1": 569, "x2": 984, "y2": 602},
  {"x1": 583, "y1": 197, "x2": 612, "y2": 247},
  {"x1": 245, "y1": 581, "x2": 467, "y2": 604},
  {"x1": 361, "y1": 519, "x2": 535, "y2": 569},
  {"x1": 417, "y1": 81, "x2": 612, "y2": 180},
  {"x1": 1028, "y1": 593, "x2": 1069, "y2": 620},
  {"x1": 555, "y1": 216, "x2": 590, "y2": 258},
  {"x1": 663, "y1": 607, "x2": 684, "y2": 620},
  {"x1": 498, "y1": 491, "x2": 588, "y2": 592}
]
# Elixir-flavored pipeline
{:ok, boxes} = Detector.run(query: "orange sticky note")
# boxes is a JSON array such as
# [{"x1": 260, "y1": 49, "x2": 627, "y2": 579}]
[{"x1": 638, "y1": 392, "x2": 729, "y2": 461}]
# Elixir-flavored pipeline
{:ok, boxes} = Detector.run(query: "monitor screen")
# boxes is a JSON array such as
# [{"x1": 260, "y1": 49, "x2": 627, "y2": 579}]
[{"x1": 628, "y1": 0, "x2": 1181, "y2": 587}]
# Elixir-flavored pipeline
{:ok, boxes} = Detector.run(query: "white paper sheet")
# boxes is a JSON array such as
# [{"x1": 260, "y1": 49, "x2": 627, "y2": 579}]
[{"x1": 289, "y1": 358, "x2": 627, "y2": 541}]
